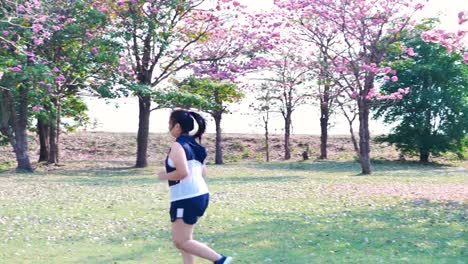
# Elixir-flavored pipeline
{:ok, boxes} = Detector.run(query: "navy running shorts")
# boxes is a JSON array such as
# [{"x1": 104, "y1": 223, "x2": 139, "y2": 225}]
[{"x1": 170, "y1": 193, "x2": 210, "y2": 225}]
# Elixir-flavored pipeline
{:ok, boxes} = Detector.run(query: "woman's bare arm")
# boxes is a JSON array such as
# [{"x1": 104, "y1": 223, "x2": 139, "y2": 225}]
[{"x1": 158, "y1": 142, "x2": 189, "y2": 181}]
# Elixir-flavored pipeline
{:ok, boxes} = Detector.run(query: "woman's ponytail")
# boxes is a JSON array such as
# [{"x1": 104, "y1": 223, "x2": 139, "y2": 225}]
[{"x1": 189, "y1": 111, "x2": 206, "y2": 142}]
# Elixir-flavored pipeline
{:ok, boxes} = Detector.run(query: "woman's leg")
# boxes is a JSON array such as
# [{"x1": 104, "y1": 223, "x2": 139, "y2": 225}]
[
  {"x1": 172, "y1": 219, "x2": 222, "y2": 262},
  {"x1": 180, "y1": 249, "x2": 195, "y2": 264}
]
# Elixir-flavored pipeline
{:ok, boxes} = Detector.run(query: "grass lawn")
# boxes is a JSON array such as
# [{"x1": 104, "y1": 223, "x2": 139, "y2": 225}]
[{"x1": 0, "y1": 160, "x2": 466, "y2": 263}]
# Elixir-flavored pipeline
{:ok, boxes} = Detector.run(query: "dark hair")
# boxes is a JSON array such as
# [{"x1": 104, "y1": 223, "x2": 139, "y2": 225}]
[{"x1": 170, "y1": 109, "x2": 206, "y2": 141}]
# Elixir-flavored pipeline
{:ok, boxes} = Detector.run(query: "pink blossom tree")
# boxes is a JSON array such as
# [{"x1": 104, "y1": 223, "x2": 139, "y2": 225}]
[
  {"x1": 421, "y1": 11, "x2": 467, "y2": 63},
  {"x1": 188, "y1": 5, "x2": 283, "y2": 163},
  {"x1": 253, "y1": 36, "x2": 315, "y2": 160},
  {"x1": 104, "y1": 0, "x2": 250, "y2": 168},
  {"x1": 0, "y1": 0, "x2": 60, "y2": 171},
  {"x1": 275, "y1": 0, "x2": 426, "y2": 174},
  {"x1": 1, "y1": 0, "x2": 120, "y2": 170},
  {"x1": 274, "y1": 3, "x2": 346, "y2": 160},
  {"x1": 33, "y1": 1, "x2": 123, "y2": 165}
]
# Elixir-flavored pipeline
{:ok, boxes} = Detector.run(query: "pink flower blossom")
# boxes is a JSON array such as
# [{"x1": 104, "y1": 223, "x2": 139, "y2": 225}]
[
  {"x1": 9, "y1": 65, "x2": 22, "y2": 72},
  {"x1": 55, "y1": 74, "x2": 65, "y2": 83},
  {"x1": 91, "y1": 47, "x2": 99, "y2": 55},
  {"x1": 391, "y1": 76, "x2": 398, "y2": 82},
  {"x1": 32, "y1": 37, "x2": 43, "y2": 46},
  {"x1": 406, "y1": 48, "x2": 416, "y2": 56},
  {"x1": 32, "y1": 23, "x2": 43, "y2": 33},
  {"x1": 2, "y1": 31, "x2": 9, "y2": 36},
  {"x1": 32, "y1": 106, "x2": 43, "y2": 111},
  {"x1": 459, "y1": 11, "x2": 468, "y2": 25},
  {"x1": 464, "y1": 52, "x2": 468, "y2": 64},
  {"x1": 383, "y1": 67, "x2": 392, "y2": 73},
  {"x1": 42, "y1": 31, "x2": 51, "y2": 39}
]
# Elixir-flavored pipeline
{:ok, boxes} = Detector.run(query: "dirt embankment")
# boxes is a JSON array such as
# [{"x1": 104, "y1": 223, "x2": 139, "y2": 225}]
[{"x1": 1, "y1": 132, "x2": 403, "y2": 165}]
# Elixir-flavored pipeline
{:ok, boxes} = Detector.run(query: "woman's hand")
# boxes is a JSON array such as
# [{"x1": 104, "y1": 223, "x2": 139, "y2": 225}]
[{"x1": 158, "y1": 171, "x2": 168, "y2": 180}]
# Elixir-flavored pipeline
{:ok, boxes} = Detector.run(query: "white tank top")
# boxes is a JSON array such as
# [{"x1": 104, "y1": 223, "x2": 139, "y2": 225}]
[{"x1": 165, "y1": 135, "x2": 209, "y2": 202}]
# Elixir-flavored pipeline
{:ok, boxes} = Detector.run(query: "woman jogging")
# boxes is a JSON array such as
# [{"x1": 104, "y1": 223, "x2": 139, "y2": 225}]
[{"x1": 158, "y1": 109, "x2": 232, "y2": 264}]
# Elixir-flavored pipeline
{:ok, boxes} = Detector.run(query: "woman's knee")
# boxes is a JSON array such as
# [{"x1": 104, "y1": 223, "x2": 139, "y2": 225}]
[
  {"x1": 171, "y1": 219, "x2": 193, "y2": 250},
  {"x1": 172, "y1": 237, "x2": 187, "y2": 250}
]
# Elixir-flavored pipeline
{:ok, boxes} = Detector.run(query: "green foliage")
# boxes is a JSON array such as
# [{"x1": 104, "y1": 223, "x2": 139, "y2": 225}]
[
  {"x1": 176, "y1": 77, "x2": 244, "y2": 114},
  {"x1": 374, "y1": 22, "x2": 468, "y2": 160},
  {"x1": 151, "y1": 87, "x2": 213, "y2": 110},
  {"x1": 255, "y1": 152, "x2": 264, "y2": 162},
  {"x1": 0, "y1": 133, "x2": 8, "y2": 146},
  {"x1": 242, "y1": 148, "x2": 252, "y2": 159},
  {"x1": 223, "y1": 153, "x2": 242, "y2": 162},
  {"x1": 41, "y1": 1, "x2": 124, "y2": 97},
  {"x1": 61, "y1": 96, "x2": 90, "y2": 133},
  {"x1": 1, "y1": 0, "x2": 124, "y2": 149},
  {"x1": 151, "y1": 77, "x2": 244, "y2": 115}
]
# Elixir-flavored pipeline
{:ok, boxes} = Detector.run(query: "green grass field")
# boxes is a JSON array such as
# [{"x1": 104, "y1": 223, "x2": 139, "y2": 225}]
[{"x1": 0, "y1": 160, "x2": 466, "y2": 263}]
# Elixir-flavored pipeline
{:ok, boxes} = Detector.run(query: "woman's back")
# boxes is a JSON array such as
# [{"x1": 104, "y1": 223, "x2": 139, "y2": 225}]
[{"x1": 166, "y1": 135, "x2": 208, "y2": 202}]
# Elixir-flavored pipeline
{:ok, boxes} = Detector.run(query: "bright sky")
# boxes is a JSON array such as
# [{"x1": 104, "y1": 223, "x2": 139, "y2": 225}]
[
  {"x1": 238, "y1": 0, "x2": 466, "y2": 29},
  {"x1": 83, "y1": 0, "x2": 467, "y2": 136}
]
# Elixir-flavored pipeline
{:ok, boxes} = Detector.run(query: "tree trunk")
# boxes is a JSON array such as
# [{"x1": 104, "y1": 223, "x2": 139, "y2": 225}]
[
  {"x1": 284, "y1": 111, "x2": 292, "y2": 160},
  {"x1": 37, "y1": 118, "x2": 49, "y2": 162},
  {"x1": 48, "y1": 97, "x2": 59, "y2": 165},
  {"x1": 419, "y1": 148, "x2": 430, "y2": 163},
  {"x1": 319, "y1": 101, "x2": 329, "y2": 159},
  {"x1": 319, "y1": 83, "x2": 331, "y2": 159},
  {"x1": 213, "y1": 112, "x2": 223, "y2": 165},
  {"x1": 135, "y1": 95, "x2": 151, "y2": 168},
  {"x1": 263, "y1": 115, "x2": 270, "y2": 162},
  {"x1": 56, "y1": 95, "x2": 61, "y2": 164},
  {"x1": 358, "y1": 99, "x2": 372, "y2": 174},
  {"x1": 319, "y1": 116, "x2": 328, "y2": 159},
  {"x1": 14, "y1": 86, "x2": 33, "y2": 172},
  {"x1": 340, "y1": 101, "x2": 360, "y2": 159},
  {"x1": 349, "y1": 120, "x2": 360, "y2": 159},
  {"x1": 48, "y1": 116, "x2": 58, "y2": 164},
  {"x1": 420, "y1": 111, "x2": 432, "y2": 163},
  {"x1": 0, "y1": 90, "x2": 12, "y2": 140}
]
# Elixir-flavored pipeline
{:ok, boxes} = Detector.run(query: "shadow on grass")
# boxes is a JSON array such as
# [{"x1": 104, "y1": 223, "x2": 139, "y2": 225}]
[
  {"x1": 44, "y1": 166, "x2": 146, "y2": 177},
  {"x1": 56, "y1": 176, "x2": 158, "y2": 187},
  {"x1": 207, "y1": 175, "x2": 305, "y2": 184},
  {"x1": 58, "y1": 172, "x2": 304, "y2": 187},
  {"x1": 198, "y1": 199, "x2": 466, "y2": 263},
  {"x1": 251, "y1": 159, "x2": 464, "y2": 176},
  {"x1": 35, "y1": 165, "x2": 158, "y2": 187}
]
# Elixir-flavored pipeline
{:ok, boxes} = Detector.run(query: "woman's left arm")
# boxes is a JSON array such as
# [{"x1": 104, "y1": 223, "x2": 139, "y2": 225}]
[{"x1": 158, "y1": 142, "x2": 189, "y2": 181}]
